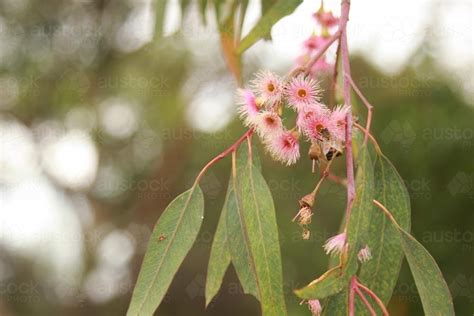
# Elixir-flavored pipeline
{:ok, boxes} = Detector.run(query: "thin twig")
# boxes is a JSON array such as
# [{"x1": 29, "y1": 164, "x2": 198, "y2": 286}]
[
  {"x1": 346, "y1": 73, "x2": 374, "y2": 145},
  {"x1": 312, "y1": 159, "x2": 334, "y2": 195},
  {"x1": 304, "y1": 29, "x2": 342, "y2": 74},
  {"x1": 326, "y1": 171, "x2": 347, "y2": 186},
  {"x1": 353, "y1": 122, "x2": 382, "y2": 154},
  {"x1": 193, "y1": 128, "x2": 253, "y2": 187}
]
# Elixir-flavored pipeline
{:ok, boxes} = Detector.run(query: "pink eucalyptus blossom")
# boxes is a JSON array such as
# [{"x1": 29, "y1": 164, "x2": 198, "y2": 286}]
[
  {"x1": 251, "y1": 70, "x2": 283, "y2": 106},
  {"x1": 236, "y1": 89, "x2": 260, "y2": 127},
  {"x1": 323, "y1": 232, "x2": 346, "y2": 256},
  {"x1": 254, "y1": 111, "x2": 283, "y2": 138},
  {"x1": 308, "y1": 299, "x2": 322, "y2": 316},
  {"x1": 285, "y1": 75, "x2": 321, "y2": 111},
  {"x1": 296, "y1": 103, "x2": 329, "y2": 131},
  {"x1": 266, "y1": 130, "x2": 300, "y2": 166},
  {"x1": 300, "y1": 109, "x2": 335, "y2": 142}
]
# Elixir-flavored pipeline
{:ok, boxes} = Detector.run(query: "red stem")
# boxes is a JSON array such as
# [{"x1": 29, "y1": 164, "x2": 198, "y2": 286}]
[
  {"x1": 339, "y1": 0, "x2": 356, "y2": 225},
  {"x1": 355, "y1": 287, "x2": 377, "y2": 316},
  {"x1": 349, "y1": 276, "x2": 356, "y2": 316},
  {"x1": 356, "y1": 280, "x2": 390, "y2": 316},
  {"x1": 329, "y1": 41, "x2": 342, "y2": 107},
  {"x1": 193, "y1": 128, "x2": 254, "y2": 187}
]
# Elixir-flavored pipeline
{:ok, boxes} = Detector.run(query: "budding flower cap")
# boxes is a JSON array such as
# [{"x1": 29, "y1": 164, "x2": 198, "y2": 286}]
[
  {"x1": 323, "y1": 232, "x2": 346, "y2": 256},
  {"x1": 250, "y1": 70, "x2": 283, "y2": 106},
  {"x1": 313, "y1": 10, "x2": 339, "y2": 28},
  {"x1": 308, "y1": 299, "x2": 322, "y2": 316},
  {"x1": 265, "y1": 129, "x2": 300, "y2": 166},
  {"x1": 357, "y1": 245, "x2": 372, "y2": 263},
  {"x1": 236, "y1": 89, "x2": 259, "y2": 127},
  {"x1": 303, "y1": 35, "x2": 329, "y2": 52},
  {"x1": 285, "y1": 75, "x2": 321, "y2": 111}
]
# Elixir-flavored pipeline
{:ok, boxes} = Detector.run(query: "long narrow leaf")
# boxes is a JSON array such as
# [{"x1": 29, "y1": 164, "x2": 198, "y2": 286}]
[
  {"x1": 127, "y1": 186, "x2": 204, "y2": 316},
  {"x1": 377, "y1": 203, "x2": 455, "y2": 316},
  {"x1": 225, "y1": 142, "x2": 262, "y2": 299},
  {"x1": 236, "y1": 162, "x2": 287, "y2": 315},
  {"x1": 358, "y1": 154, "x2": 411, "y2": 306},
  {"x1": 205, "y1": 185, "x2": 232, "y2": 306},
  {"x1": 226, "y1": 144, "x2": 287, "y2": 315}
]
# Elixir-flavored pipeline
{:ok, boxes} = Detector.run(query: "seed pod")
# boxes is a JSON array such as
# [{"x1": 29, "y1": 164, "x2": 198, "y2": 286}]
[
  {"x1": 299, "y1": 192, "x2": 316, "y2": 208},
  {"x1": 308, "y1": 142, "x2": 323, "y2": 161}
]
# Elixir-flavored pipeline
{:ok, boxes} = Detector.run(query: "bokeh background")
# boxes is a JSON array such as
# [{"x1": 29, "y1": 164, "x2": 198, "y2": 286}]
[{"x1": 0, "y1": 0, "x2": 473, "y2": 315}]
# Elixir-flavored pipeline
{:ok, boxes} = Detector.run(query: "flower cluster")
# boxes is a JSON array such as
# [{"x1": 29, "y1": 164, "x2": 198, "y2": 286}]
[
  {"x1": 295, "y1": 4, "x2": 340, "y2": 77},
  {"x1": 237, "y1": 71, "x2": 350, "y2": 166}
]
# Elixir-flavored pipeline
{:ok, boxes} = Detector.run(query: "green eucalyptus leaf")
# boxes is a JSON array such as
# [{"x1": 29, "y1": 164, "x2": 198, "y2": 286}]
[
  {"x1": 226, "y1": 143, "x2": 286, "y2": 315},
  {"x1": 206, "y1": 137, "x2": 261, "y2": 306},
  {"x1": 224, "y1": 141, "x2": 262, "y2": 300},
  {"x1": 260, "y1": 0, "x2": 277, "y2": 40},
  {"x1": 294, "y1": 266, "x2": 346, "y2": 300},
  {"x1": 205, "y1": 185, "x2": 232, "y2": 306},
  {"x1": 379, "y1": 204, "x2": 455, "y2": 316},
  {"x1": 400, "y1": 230, "x2": 455, "y2": 316},
  {"x1": 236, "y1": 162, "x2": 287, "y2": 315},
  {"x1": 127, "y1": 186, "x2": 204, "y2": 316},
  {"x1": 323, "y1": 290, "x2": 348, "y2": 316},
  {"x1": 226, "y1": 186, "x2": 260, "y2": 298},
  {"x1": 345, "y1": 145, "x2": 374, "y2": 269},
  {"x1": 357, "y1": 154, "x2": 411, "y2": 307},
  {"x1": 237, "y1": 0, "x2": 302, "y2": 54}
]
